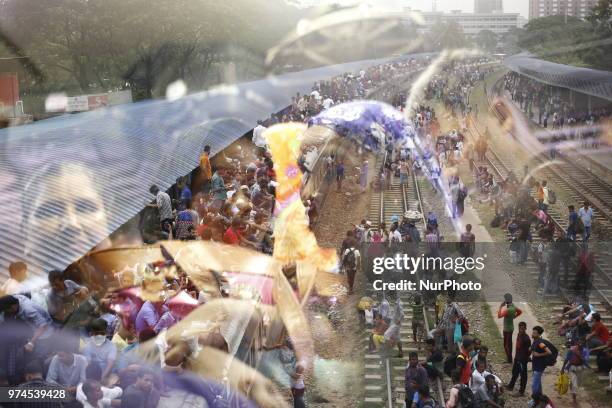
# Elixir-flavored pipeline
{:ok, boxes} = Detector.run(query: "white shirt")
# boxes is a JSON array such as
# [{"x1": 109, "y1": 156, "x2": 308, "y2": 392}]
[
  {"x1": 389, "y1": 230, "x2": 402, "y2": 242},
  {"x1": 77, "y1": 384, "x2": 123, "y2": 408},
  {"x1": 322, "y1": 98, "x2": 334, "y2": 109},
  {"x1": 542, "y1": 186, "x2": 550, "y2": 205},
  {"x1": 384, "y1": 322, "x2": 401, "y2": 342},
  {"x1": 252, "y1": 125, "x2": 268, "y2": 148},
  {"x1": 1, "y1": 278, "x2": 23, "y2": 295},
  {"x1": 578, "y1": 207, "x2": 594, "y2": 227}
]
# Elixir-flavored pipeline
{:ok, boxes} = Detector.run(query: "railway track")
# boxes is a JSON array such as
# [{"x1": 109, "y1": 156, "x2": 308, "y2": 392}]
[
  {"x1": 489, "y1": 79, "x2": 612, "y2": 236},
  {"x1": 362, "y1": 151, "x2": 447, "y2": 407},
  {"x1": 467, "y1": 81, "x2": 612, "y2": 316}
]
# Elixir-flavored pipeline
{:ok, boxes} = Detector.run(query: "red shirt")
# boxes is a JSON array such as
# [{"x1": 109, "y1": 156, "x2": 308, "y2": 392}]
[
  {"x1": 223, "y1": 227, "x2": 241, "y2": 245},
  {"x1": 457, "y1": 350, "x2": 472, "y2": 385},
  {"x1": 592, "y1": 321, "x2": 610, "y2": 343}
]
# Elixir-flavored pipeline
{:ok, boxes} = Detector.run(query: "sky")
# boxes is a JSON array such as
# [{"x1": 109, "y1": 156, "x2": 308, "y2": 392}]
[{"x1": 294, "y1": 0, "x2": 530, "y2": 18}]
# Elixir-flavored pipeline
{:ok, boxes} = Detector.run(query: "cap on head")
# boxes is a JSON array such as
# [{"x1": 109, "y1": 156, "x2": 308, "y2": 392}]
[{"x1": 504, "y1": 293, "x2": 512, "y2": 303}]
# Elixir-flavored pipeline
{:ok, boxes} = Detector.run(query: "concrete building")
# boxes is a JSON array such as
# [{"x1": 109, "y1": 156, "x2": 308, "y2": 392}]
[
  {"x1": 417, "y1": 10, "x2": 520, "y2": 36},
  {"x1": 529, "y1": 0, "x2": 598, "y2": 20},
  {"x1": 475, "y1": 0, "x2": 504, "y2": 14}
]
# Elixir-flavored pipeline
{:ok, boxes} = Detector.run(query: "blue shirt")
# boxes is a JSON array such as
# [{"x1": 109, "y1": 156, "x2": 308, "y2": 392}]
[
  {"x1": 135, "y1": 301, "x2": 167, "y2": 334},
  {"x1": 180, "y1": 186, "x2": 192, "y2": 202},
  {"x1": 14, "y1": 294, "x2": 53, "y2": 339},
  {"x1": 46, "y1": 353, "x2": 88, "y2": 387},
  {"x1": 46, "y1": 279, "x2": 83, "y2": 319},
  {"x1": 82, "y1": 338, "x2": 118, "y2": 369}
]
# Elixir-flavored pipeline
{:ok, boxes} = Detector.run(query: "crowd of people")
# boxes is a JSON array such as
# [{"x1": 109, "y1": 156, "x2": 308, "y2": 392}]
[
  {"x1": 502, "y1": 71, "x2": 610, "y2": 152},
  {"x1": 0, "y1": 56, "x2": 446, "y2": 408},
  {"x1": 357, "y1": 289, "x2": 572, "y2": 408},
  {"x1": 1, "y1": 51, "x2": 609, "y2": 408},
  {"x1": 340, "y1": 59, "x2": 611, "y2": 408}
]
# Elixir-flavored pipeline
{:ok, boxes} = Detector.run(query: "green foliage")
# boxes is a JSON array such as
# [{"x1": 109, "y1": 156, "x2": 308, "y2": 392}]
[
  {"x1": 0, "y1": 0, "x2": 302, "y2": 103},
  {"x1": 474, "y1": 30, "x2": 498, "y2": 52},
  {"x1": 517, "y1": 1, "x2": 612, "y2": 70}
]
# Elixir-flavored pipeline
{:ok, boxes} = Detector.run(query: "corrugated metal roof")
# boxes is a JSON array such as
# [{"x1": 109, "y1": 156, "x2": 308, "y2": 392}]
[
  {"x1": 504, "y1": 54, "x2": 612, "y2": 101},
  {"x1": 0, "y1": 57, "x2": 407, "y2": 281}
]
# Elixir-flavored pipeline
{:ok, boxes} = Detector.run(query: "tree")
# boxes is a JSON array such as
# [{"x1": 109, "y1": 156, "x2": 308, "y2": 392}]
[
  {"x1": 517, "y1": 14, "x2": 604, "y2": 68},
  {"x1": 0, "y1": 0, "x2": 303, "y2": 107},
  {"x1": 474, "y1": 29, "x2": 498, "y2": 52},
  {"x1": 428, "y1": 20, "x2": 468, "y2": 50},
  {"x1": 499, "y1": 27, "x2": 523, "y2": 55},
  {"x1": 583, "y1": 0, "x2": 612, "y2": 69}
]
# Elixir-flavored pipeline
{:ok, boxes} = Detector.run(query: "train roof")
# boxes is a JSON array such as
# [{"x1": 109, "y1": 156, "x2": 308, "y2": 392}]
[
  {"x1": 0, "y1": 57, "x2": 397, "y2": 280},
  {"x1": 504, "y1": 53, "x2": 612, "y2": 102}
]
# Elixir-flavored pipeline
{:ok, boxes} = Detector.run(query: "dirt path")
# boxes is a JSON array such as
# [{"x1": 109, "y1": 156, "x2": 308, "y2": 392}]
[
  {"x1": 429, "y1": 96, "x2": 601, "y2": 407},
  {"x1": 305, "y1": 148, "x2": 377, "y2": 408}
]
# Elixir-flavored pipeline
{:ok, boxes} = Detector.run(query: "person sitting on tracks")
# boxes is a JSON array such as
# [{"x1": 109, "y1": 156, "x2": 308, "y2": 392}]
[
  {"x1": 368, "y1": 312, "x2": 389, "y2": 352},
  {"x1": 424, "y1": 338, "x2": 444, "y2": 380},
  {"x1": 586, "y1": 313, "x2": 610, "y2": 350},
  {"x1": 380, "y1": 316, "x2": 404, "y2": 358},
  {"x1": 405, "y1": 351, "x2": 429, "y2": 408}
]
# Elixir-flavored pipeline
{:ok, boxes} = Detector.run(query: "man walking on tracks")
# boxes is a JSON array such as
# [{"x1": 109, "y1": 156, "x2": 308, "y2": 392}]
[
  {"x1": 497, "y1": 293, "x2": 522, "y2": 363},
  {"x1": 530, "y1": 326, "x2": 555, "y2": 395},
  {"x1": 341, "y1": 244, "x2": 361, "y2": 294},
  {"x1": 578, "y1": 201, "x2": 594, "y2": 242},
  {"x1": 506, "y1": 321, "x2": 531, "y2": 396}
]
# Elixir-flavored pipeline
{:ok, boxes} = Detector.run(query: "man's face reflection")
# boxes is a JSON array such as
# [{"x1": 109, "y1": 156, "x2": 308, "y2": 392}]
[{"x1": 25, "y1": 165, "x2": 108, "y2": 258}]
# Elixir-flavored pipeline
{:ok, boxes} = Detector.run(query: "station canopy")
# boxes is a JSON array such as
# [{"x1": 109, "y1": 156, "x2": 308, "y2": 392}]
[
  {"x1": 504, "y1": 53, "x2": 612, "y2": 102},
  {"x1": 0, "y1": 56, "x2": 425, "y2": 281}
]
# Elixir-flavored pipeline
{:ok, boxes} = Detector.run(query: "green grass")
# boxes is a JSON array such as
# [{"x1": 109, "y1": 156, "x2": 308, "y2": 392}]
[{"x1": 580, "y1": 368, "x2": 610, "y2": 403}]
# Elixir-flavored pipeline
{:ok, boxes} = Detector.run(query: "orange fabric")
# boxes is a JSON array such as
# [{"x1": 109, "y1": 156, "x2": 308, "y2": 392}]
[{"x1": 200, "y1": 154, "x2": 212, "y2": 181}]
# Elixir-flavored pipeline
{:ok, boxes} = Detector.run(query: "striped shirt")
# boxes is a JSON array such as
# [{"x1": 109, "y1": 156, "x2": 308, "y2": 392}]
[
  {"x1": 412, "y1": 303, "x2": 424, "y2": 322},
  {"x1": 156, "y1": 191, "x2": 173, "y2": 220},
  {"x1": 440, "y1": 302, "x2": 464, "y2": 330}
]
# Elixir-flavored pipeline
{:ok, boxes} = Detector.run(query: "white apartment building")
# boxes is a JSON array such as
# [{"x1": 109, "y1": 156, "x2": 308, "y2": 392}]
[{"x1": 416, "y1": 10, "x2": 521, "y2": 36}]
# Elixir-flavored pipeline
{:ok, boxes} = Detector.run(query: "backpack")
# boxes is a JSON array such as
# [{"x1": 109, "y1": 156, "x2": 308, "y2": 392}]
[
  {"x1": 420, "y1": 398, "x2": 440, "y2": 408},
  {"x1": 455, "y1": 384, "x2": 475, "y2": 408},
  {"x1": 540, "y1": 339, "x2": 559, "y2": 367},
  {"x1": 548, "y1": 190, "x2": 557, "y2": 204},
  {"x1": 443, "y1": 351, "x2": 462, "y2": 377},
  {"x1": 343, "y1": 248, "x2": 357, "y2": 270}
]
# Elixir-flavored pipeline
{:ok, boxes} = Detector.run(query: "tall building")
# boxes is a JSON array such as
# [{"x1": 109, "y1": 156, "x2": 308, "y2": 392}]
[
  {"x1": 417, "y1": 10, "x2": 520, "y2": 36},
  {"x1": 529, "y1": 0, "x2": 598, "y2": 20},
  {"x1": 475, "y1": 0, "x2": 504, "y2": 14}
]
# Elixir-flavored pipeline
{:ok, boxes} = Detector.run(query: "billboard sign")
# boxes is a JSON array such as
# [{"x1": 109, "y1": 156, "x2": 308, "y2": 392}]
[{"x1": 65, "y1": 95, "x2": 89, "y2": 112}]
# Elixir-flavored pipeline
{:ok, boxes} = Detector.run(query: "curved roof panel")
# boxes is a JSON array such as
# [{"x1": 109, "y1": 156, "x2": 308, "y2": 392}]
[
  {"x1": 0, "y1": 56, "x2": 428, "y2": 280},
  {"x1": 503, "y1": 54, "x2": 612, "y2": 101}
]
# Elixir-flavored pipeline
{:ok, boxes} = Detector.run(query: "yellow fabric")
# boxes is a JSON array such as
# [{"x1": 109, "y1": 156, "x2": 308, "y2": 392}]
[
  {"x1": 555, "y1": 372, "x2": 570, "y2": 395},
  {"x1": 112, "y1": 332, "x2": 129, "y2": 352},
  {"x1": 372, "y1": 334, "x2": 385, "y2": 349},
  {"x1": 358, "y1": 297, "x2": 374, "y2": 311},
  {"x1": 200, "y1": 154, "x2": 212, "y2": 181}
]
